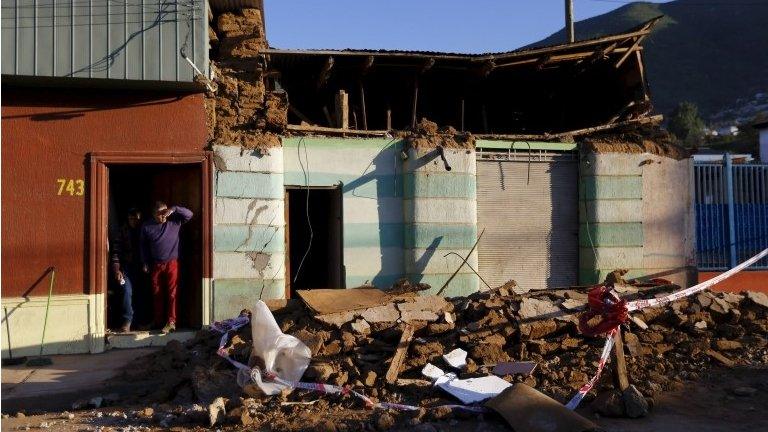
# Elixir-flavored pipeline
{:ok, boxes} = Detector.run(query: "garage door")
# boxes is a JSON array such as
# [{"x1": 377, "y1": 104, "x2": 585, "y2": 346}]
[{"x1": 476, "y1": 152, "x2": 578, "y2": 290}]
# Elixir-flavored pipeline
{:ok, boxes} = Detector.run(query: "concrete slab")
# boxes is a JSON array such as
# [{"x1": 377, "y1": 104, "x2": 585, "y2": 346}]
[{"x1": 1, "y1": 347, "x2": 156, "y2": 413}]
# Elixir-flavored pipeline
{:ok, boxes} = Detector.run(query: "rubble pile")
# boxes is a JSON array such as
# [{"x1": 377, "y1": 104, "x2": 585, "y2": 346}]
[{"x1": 113, "y1": 285, "x2": 768, "y2": 429}]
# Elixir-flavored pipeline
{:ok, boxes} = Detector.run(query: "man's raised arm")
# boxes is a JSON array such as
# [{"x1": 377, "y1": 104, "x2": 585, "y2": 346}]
[{"x1": 170, "y1": 205, "x2": 193, "y2": 224}]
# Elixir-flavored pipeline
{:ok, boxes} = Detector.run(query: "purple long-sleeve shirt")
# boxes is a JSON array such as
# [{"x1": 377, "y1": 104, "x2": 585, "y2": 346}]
[{"x1": 140, "y1": 206, "x2": 193, "y2": 265}]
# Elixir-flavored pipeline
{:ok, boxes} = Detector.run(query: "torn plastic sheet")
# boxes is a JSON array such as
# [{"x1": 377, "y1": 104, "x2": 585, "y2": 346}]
[{"x1": 249, "y1": 300, "x2": 312, "y2": 395}]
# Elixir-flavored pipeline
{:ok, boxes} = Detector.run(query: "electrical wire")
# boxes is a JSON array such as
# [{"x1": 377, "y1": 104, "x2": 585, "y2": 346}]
[{"x1": 293, "y1": 137, "x2": 314, "y2": 284}]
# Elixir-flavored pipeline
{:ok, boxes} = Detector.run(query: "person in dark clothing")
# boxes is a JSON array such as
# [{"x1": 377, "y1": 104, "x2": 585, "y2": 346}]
[
  {"x1": 141, "y1": 201, "x2": 193, "y2": 334},
  {"x1": 110, "y1": 208, "x2": 143, "y2": 332}
]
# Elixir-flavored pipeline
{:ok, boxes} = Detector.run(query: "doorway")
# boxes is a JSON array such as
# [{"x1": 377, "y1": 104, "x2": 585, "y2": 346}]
[
  {"x1": 107, "y1": 164, "x2": 203, "y2": 330},
  {"x1": 89, "y1": 152, "x2": 212, "y2": 336},
  {"x1": 286, "y1": 186, "x2": 344, "y2": 297}
]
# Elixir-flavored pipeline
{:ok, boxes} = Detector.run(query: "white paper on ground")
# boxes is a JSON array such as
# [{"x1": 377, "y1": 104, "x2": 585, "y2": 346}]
[
  {"x1": 421, "y1": 363, "x2": 446, "y2": 381},
  {"x1": 435, "y1": 375, "x2": 512, "y2": 404},
  {"x1": 249, "y1": 300, "x2": 312, "y2": 395},
  {"x1": 442, "y1": 348, "x2": 468, "y2": 369}
]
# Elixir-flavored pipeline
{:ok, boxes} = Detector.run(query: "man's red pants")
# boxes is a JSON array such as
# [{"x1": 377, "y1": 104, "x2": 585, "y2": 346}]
[{"x1": 150, "y1": 259, "x2": 178, "y2": 325}]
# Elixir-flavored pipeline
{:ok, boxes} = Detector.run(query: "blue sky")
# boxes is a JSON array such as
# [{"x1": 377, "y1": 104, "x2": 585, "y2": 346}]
[{"x1": 263, "y1": 1, "x2": 671, "y2": 53}]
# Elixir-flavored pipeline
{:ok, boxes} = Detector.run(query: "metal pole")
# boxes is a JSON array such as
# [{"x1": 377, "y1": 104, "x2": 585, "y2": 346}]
[
  {"x1": 565, "y1": 0, "x2": 575, "y2": 43},
  {"x1": 724, "y1": 154, "x2": 737, "y2": 267}
]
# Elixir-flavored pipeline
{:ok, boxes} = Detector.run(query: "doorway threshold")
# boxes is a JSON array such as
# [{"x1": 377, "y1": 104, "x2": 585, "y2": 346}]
[{"x1": 105, "y1": 330, "x2": 195, "y2": 350}]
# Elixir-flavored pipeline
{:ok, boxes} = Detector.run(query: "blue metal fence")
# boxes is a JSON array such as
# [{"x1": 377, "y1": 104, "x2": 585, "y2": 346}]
[{"x1": 695, "y1": 157, "x2": 768, "y2": 270}]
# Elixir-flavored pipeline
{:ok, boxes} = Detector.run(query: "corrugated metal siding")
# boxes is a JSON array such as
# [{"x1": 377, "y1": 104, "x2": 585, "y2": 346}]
[
  {"x1": 476, "y1": 154, "x2": 579, "y2": 290},
  {"x1": 1, "y1": 0, "x2": 207, "y2": 83}
]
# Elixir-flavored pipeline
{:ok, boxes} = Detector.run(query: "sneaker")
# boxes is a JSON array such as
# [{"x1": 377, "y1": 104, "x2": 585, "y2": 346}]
[
  {"x1": 119, "y1": 321, "x2": 131, "y2": 333},
  {"x1": 161, "y1": 322, "x2": 176, "y2": 334}
]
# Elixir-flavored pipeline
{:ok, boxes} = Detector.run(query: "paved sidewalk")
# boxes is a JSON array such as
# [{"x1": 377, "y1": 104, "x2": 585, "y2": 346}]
[{"x1": 1, "y1": 348, "x2": 156, "y2": 413}]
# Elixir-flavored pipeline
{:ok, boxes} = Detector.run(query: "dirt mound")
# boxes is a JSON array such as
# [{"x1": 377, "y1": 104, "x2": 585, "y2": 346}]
[
  {"x1": 581, "y1": 126, "x2": 690, "y2": 160},
  {"x1": 405, "y1": 118, "x2": 476, "y2": 150}
]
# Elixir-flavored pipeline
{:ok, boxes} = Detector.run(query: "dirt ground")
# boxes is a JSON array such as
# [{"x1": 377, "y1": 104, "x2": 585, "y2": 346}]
[{"x1": 2, "y1": 366, "x2": 765, "y2": 432}]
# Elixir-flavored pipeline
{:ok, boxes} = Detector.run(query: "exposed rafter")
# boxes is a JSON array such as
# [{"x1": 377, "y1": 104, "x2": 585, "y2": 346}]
[{"x1": 316, "y1": 56, "x2": 334, "y2": 89}]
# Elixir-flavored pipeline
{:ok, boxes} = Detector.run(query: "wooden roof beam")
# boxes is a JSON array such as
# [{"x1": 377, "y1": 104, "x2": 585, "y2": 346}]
[
  {"x1": 316, "y1": 56, "x2": 334, "y2": 89},
  {"x1": 615, "y1": 34, "x2": 647, "y2": 69},
  {"x1": 361, "y1": 55, "x2": 375, "y2": 76}
]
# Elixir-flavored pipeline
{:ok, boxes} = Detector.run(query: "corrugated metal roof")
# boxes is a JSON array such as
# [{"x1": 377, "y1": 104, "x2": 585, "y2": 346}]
[{"x1": 1, "y1": 0, "x2": 209, "y2": 86}]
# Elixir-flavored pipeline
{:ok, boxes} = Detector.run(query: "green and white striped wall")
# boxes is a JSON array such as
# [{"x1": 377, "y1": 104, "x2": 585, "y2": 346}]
[
  {"x1": 579, "y1": 152, "x2": 644, "y2": 284},
  {"x1": 404, "y1": 147, "x2": 479, "y2": 296},
  {"x1": 578, "y1": 151, "x2": 695, "y2": 287},
  {"x1": 282, "y1": 137, "x2": 406, "y2": 289},
  {"x1": 213, "y1": 145, "x2": 286, "y2": 320},
  {"x1": 211, "y1": 137, "x2": 484, "y2": 320}
]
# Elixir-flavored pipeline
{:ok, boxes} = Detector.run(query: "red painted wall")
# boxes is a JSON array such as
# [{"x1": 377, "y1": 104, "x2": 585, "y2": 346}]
[
  {"x1": 699, "y1": 271, "x2": 768, "y2": 294},
  {"x1": 2, "y1": 86, "x2": 207, "y2": 297}
]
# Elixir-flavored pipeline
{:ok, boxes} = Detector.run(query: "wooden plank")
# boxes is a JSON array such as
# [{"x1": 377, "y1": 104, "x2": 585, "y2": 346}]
[
  {"x1": 473, "y1": 114, "x2": 663, "y2": 141},
  {"x1": 385, "y1": 324, "x2": 415, "y2": 384},
  {"x1": 296, "y1": 288, "x2": 391, "y2": 315},
  {"x1": 611, "y1": 328, "x2": 630, "y2": 391},
  {"x1": 411, "y1": 77, "x2": 419, "y2": 129},
  {"x1": 615, "y1": 35, "x2": 646, "y2": 69},
  {"x1": 286, "y1": 124, "x2": 390, "y2": 137},
  {"x1": 359, "y1": 81, "x2": 368, "y2": 130},
  {"x1": 706, "y1": 349, "x2": 735, "y2": 367},
  {"x1": 335, "y1": 90, "x2": 349, "y2": 129}
]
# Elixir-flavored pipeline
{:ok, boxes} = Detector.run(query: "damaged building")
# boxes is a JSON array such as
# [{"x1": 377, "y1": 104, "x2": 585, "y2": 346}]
[{"x1": 1, "y1": 1, "x2": 695, "y2": 357}]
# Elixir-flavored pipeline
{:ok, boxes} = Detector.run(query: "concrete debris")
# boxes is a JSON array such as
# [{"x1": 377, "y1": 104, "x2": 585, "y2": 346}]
[
  {"x1": 435, "y1": 373, "x2": 512, "y2": 404},
  {"x1": 492, "y1": 361, "x2": 538, "y2": 376},
  {"x1": 111, "y1": 284, "x2": 767, "y2": 426},
  {"x1": 442, "y1": 348, "x2": 468, "y2": 370},
  {"x1": 518, "y1": 298, "x2": 562, "y2": 320},
  {"x1": 350, "y1": 319, "x2": 371, "y2": 335},
  {"x1": 747, "y1": 291, "x2": 768, "y2": 308},
  {"x1": 421, "y1": 363, "x2": 446, "y2": 381}
]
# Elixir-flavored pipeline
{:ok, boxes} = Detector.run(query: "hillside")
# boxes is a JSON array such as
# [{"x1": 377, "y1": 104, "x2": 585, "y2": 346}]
[{"x1": 530, "y1": 0, "x2": 768, "y2": 120}]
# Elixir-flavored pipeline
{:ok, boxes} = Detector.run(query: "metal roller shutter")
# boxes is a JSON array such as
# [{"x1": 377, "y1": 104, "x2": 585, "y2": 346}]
[{"x1": 476, "y1": 153, "x2": 578, "y2": 290}]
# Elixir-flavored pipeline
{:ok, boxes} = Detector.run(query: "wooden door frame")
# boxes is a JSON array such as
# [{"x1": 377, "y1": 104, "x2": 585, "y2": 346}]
[{"x1": 87, "y1": 151, "x2": 213, "y2": 316}]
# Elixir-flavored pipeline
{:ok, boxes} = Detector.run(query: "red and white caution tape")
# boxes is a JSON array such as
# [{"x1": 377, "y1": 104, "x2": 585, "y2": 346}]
[
  {"x1": 628, "y1": 247, "x2": 768, "y2": 312},
  {"x1": 567, "y1": 248, "x2": 768, "y2": 410},
  {"x1": 565, "y1": 328, "x2": 616, "y2": 410},
  {"x1": 211, "y1": 314, "x2": 488, "y2": 413}
]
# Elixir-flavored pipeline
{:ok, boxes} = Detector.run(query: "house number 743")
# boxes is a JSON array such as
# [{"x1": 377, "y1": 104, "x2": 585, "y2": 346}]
[{"x1": 56, "y1": 178, "x2": 85, "y2": 196}]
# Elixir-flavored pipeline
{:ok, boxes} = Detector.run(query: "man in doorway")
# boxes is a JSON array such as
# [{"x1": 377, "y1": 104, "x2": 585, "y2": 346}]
[
  {"x1": 140, "y1": 201, "x2": 193, "y2": 334},
  {"x1": 109, "y1": 208, "x2": 143, "y2": 332}
]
